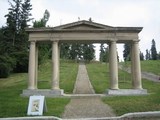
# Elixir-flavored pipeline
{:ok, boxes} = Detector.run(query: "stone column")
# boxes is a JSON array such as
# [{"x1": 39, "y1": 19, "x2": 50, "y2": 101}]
[
  {"x1": 35, "y1": 45, "x2": 38, "y2": 89},
  {"x1": 131, "y1": 41, "x2": 142, "y2": 89},
  {"x1": 28, "y1": 41, "x2": 36, "y2": 89},
  {"x1": 109, "y1": 41, "x2": 119, "y2": 89},
  {"x1": 51, "y1": 40, "x2": 60, "y2": 89}
]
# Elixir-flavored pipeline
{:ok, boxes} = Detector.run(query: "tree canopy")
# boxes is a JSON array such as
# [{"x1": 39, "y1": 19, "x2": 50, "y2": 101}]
[{"x1": 0, "y1": 0, "x2": 32, "y2": 77}]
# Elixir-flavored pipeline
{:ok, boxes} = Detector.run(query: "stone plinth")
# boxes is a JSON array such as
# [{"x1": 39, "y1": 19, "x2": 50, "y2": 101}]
[
  {"x1": 106, "y1": 89, "x2": 147, "y2": 96},
  {"x1": 21, "y1": 89, "x2": 64, "y2": 97}
]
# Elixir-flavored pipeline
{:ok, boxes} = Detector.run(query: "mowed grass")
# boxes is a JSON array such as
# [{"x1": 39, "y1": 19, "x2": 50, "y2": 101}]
[
  {"x1": 141, "y1": 60, "x2": 160, "y2": 75},
  {"x1": 120, "y1": 60, "x2": 160, "y2": 75},
  {"x1": 86, "y1": 61, "x2": 160, "y2": 116},
  {"x1": 0, "y1": 59, "x2": 78, "y2": 118},
  {"x1": 38, "y1": 59, "x2": 78, "y2": 93},
  {"x1": 86, "y1": 62, "x2": 132, "y2": 93}
]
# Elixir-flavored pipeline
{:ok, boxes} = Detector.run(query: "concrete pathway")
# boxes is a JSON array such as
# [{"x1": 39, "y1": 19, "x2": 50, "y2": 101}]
[
  {"x1": 73, "y1": 62, "x2": 95, "y2": 94},
  {"x1": 62, "y1": 62, "x2": 115, "y2": 119}
]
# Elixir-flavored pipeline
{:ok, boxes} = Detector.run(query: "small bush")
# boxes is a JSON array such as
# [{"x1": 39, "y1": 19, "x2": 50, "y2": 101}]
[
  {"x1": 0, "y1": 55, "x2": 16, "y2": 78},
  {"x1": 0, "y1": 63, "x2": 10, "y2": 78}
]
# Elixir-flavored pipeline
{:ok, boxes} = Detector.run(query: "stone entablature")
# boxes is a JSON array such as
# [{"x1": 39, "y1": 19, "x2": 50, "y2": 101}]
[{"x1": 26, "y1": 20, "x2": 142, "y2": 43}]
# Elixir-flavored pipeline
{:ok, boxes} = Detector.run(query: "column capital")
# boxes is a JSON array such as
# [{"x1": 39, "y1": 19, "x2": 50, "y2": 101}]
[
  {"x1": 51, "y1": 38, "x2": 59, "y2": 42},
  {"x1": 109, "y1": 38, "x2": 118, "y2": 42},
  {"x1": 29, "y1": 38, "x2": 37, "y2": 42},
  {"x1": 132, "y1": 39, "x2": 140, "y2": 42},
  {"x1": 30, "y1": 41, "x2": 36, "y2": 45}
]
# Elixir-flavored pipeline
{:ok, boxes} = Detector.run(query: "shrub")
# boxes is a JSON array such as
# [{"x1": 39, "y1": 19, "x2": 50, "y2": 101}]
[
  {"x1": 0, "y1": 63, "x2": 10, "y2": 78},
  {"x1": 0, "y1": 55, "x2": 16, "y2": 78}
]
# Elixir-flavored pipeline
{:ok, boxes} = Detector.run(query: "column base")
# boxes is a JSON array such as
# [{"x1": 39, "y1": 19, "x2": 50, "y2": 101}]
[
  {"x1": 106, "y1": 89, "x2": 147, "y2": 96},
  {"x1": 21, "y1": 89, "x2": 64, "y2": 97}
]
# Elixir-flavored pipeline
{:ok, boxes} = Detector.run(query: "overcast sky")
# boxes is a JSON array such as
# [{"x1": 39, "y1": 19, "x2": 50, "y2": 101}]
[{"x1": 0, "y1": 0, "x2": 160, "y2": 61}]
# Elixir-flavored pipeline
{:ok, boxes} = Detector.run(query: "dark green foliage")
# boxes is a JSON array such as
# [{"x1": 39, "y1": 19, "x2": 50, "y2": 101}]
[
  {"x1": 21, "y1": 0, "x2": 33, "y2": 29},
  {"x1": 145, "y1": 49, "x2": 151, "y2": 60},
  {"x1": 69, "y1": 43, "x2": 82, "y2": 60},
  {"x1": 60, "y1": 43, "x2": 70, "y2": 59},
  {"x1": 83, "y1": 44, "x2": 95, "y2": 62},
  {"x1": 0, "y1": 55, "x2": 16, "y2": 78},
  {"x1": 123, "y1": 43, "x2": 131, "y2": 61},
  {"x1": 60, "y1": 43, "x2": 95, "y2": 62},
  {"x1": 150, "y1": 39, "x2": 157, "y2": 60},
  {"x1": 38, "y1": 43, "x2": 51, "y2": 64},
  {"x1": 0, "y1": 0, "x2": 32, "y2": 77},
  {"x1": 12, "y1": 52, "x2": 29, "y2": 73},
  {"x1": 158, "y1": 52, "x2": 160, "y2": 60},
  {"x1": 140, "y1": 51, "x2": 144, "y2": 61},
  {"x1": 33, "y1": 19, "x2": 46, "y2": 28},
  {"x1": 99, "y1": 44, "x2": 109, "y2": 62},
  {"x1": 99, "y1": 43, "x2": 105, "y2": 62},
  {"x1": 0, "y1": 63, "x2": 11, "y2": 78}
]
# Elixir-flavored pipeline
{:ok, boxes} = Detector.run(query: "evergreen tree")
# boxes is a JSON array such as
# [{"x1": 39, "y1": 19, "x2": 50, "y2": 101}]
[
  {"x1": 157, "y1": 52, "x2": 160, "y2": 60},
  {"x1": 145, "y1": 49, "x2": 150, "y2": 60},
  {"x1": 99, "y1": 44, "x2": 109, "y2": 62},
  {"x1": 60, "y1": 43, "x2": 70, "y2": 59},
  {"x1": 0, "y1": 0, "x2": 33, "y2": 74},
  {"x1": 123, "y1": 43, "x2": 131, "y2": 61},
  {"x1": 140, "y1": 51, "x2": 144, "y2": 61},
  {"x1": 99, "y1": 43, "x2": 105, "y2": 62},
  {"x1": 69, "y1": 43, "x2": 82, "y2": 60},
  {"x1": 150, "y1": 39, "x2": 157, "y2": 60},
  {"x1": 21, "y1": 0, "x2": 33, "y2": 29},
  {"x1": 5, "y1": 0, "x2": 22, "y2": 46},
  {"x1": 82, "y1": 44, "x2": 95, "y2": 62}
]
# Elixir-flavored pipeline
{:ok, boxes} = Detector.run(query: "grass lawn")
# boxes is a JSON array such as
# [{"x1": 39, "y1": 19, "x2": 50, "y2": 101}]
[
  {"x1": 141, "y1": 60, "x2": 160, "y2": 75},
  {"x1": 86, "y1": 61, "x2": 160, "y2": 116},
  {"x1": 0, "y1": 59, "x2": 78, "y2": 118},
  {"x1": 86, "y1": 62, "x2": 132, "y2": 93},
  {"x1": 38, "y1": 59, "x2": 78, "y2": 93},
  {"x1": 120, "y1": 60, "x2": 160, "y2": 75},
  {"x1": 0, "y1": 59, "x2": 159, "y2": 117}
]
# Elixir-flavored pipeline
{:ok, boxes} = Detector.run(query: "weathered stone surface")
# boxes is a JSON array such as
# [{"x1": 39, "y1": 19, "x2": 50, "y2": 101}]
[
  {"x1": 106, "y1": 89, "x2": 147, "y2": 95},
  {"x1": 21, "y1": 89, "x2": 64, "y2": 97}
]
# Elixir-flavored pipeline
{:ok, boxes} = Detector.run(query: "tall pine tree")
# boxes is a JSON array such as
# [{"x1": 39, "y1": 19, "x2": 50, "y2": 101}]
[
  {"x1": 145, "y1": 49, "x2": 150, "y2": 60},
  {"x1": 1, "y1": 0, "x2": 33, "y2": 73},
  {"x1": 83, "y1": 44, "x2": 95, "y2": 62},
  {"x1": 123, "y1": 43, "x2": 131, "y2": 61},
  {"x1": 99, "y1": 44, "x2": 109, "y2": 62},
  {"x1": 150, "y1": 39, "x2": 157, "y2": 60}
]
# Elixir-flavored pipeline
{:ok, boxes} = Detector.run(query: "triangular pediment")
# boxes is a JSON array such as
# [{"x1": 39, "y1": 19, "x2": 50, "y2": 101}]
[{"x1": 53, "y1": 20, "x2": 114, "y2": 30}]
